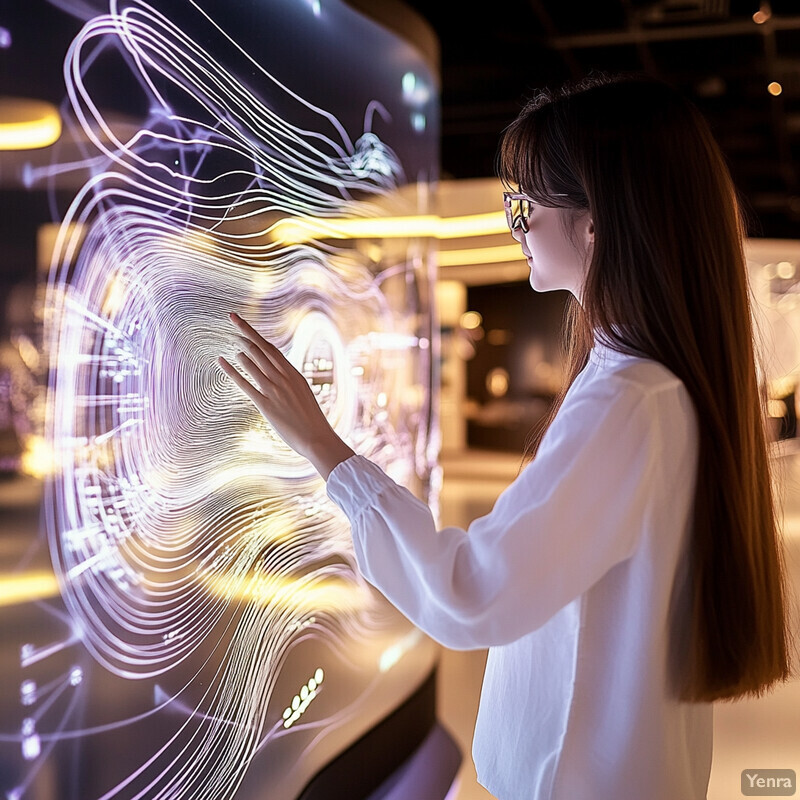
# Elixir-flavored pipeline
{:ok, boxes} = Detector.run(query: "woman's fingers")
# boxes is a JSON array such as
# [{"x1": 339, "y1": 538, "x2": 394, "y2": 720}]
[
  {"x1": 223, "y1": 312, "x2": 311, "y2": 404},
  {"x1": 237, "y1": 336, "x2": 279, "y2": 379},
  {"x1": 217, "y1": 356, "x2": 266, "y2": 405},
  {"x1": 219, "y1": 319, "x2": 339, "y2": 463},
  {"x1": 230, "y1": 313, "x2": 288, "y2": 375},
  {"x1": 237, "y1": 350, "x2": 277, "y2": 395}
]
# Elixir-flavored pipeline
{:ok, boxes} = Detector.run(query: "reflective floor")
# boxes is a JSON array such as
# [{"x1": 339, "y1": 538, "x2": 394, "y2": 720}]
[{"x1": 436, "y1": 446, "x2": 800, "y2": 800}]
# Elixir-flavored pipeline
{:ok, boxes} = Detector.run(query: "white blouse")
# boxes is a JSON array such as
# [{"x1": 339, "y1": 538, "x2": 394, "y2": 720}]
[{"x1": 326, "y1": 338, "x2": 713, "y2": 800}]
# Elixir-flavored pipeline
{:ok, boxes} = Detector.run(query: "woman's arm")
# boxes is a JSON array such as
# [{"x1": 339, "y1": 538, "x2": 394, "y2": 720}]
[
  {"x1": 325, "y1": 384, "x2": 662, "y2": 649},
  {"x1": 219, "y1": 312, "x2": 663, "y2": 649}
]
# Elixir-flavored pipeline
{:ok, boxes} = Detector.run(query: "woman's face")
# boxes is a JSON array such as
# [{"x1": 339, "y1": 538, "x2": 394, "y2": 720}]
[{"x1": 511, "y1": 202, "x2": 594, "y2": 303}]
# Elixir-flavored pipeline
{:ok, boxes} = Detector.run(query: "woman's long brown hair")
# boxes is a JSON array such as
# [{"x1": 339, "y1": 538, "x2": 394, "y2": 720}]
[{"x1": 498, "y1": 70, "x2": 795, "y2": 702}]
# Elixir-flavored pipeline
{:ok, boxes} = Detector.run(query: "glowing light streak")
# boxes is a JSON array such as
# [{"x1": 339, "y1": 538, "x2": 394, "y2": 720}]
[
  {"x1": 20, "y1": 635, "x2": 82, "y2": 669},
  {"x1": 438, "y1": 242, "x2": 527, "y2": 267},
  {"x1": 5, "y1": 674, "x2": 86, "y2": 800},
  {"x1": 0, "y1": 97, "x2": 62, "y2": 150},
  {"x1": 23, "y1": 670, "x2": 80, "y2": 725},
  {"x1": 378, "y1": 628, "x2": 424, "y2": 672},
  {"x1": 0, "y1": 571, "x2": 61, "y2": 607},
  {"x1": 200, "y1": 571, "x2": 370, "y2": 615}
]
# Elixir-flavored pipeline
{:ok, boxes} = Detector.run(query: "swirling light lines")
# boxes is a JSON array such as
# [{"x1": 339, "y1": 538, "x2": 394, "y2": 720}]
[{"x1": 30, "y1": 1, "x2": 437, "y2": 797}]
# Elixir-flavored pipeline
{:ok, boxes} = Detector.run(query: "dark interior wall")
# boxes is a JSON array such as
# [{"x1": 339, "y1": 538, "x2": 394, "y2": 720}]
[{"x1": 465, "y1": 281, "x2": 568, "y2": 452}]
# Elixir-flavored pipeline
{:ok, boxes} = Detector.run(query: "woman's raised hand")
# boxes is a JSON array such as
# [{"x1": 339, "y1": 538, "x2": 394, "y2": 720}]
[{"x1": 217, "y1": 312, "x2": 355, "y2": 479}]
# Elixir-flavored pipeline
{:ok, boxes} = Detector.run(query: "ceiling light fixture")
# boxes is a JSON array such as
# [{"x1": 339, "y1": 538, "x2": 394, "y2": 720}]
[
  {"x1": 753, "y1": 2, "x2": 772, "y2": 24},
  {"x1": 269, "y1": 209, "x2": 509, "y2": 244}
]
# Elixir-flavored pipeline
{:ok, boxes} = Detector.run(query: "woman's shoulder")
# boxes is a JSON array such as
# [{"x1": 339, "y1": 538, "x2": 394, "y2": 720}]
[
  {"x1": 587, "y1": 339, "x2": 683, "y2": 391},
  {"x1": 572, "y1": 352, "x2": 693, "y2": 425},
  {"x1": 608, "y1": 357, "x2": 686, "y2": 395},
  {"x1": 554, "y1": 357, "x2": 697, "y2": 459}
]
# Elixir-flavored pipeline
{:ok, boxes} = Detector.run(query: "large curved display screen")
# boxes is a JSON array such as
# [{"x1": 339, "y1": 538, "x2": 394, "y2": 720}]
[{"x1": 0, "y1": 1, "x2": 441, "y2": 798}]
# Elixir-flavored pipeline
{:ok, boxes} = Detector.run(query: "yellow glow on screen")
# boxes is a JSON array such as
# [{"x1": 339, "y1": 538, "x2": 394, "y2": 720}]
[
  {"x1": 201, "y1": 571, "x2": 368, "y2": 614},
  {"x1": 101, "y1": 271, "x2": 129, "y2": 318},
  {"x1": 0, "y1": 97, "x2": 62, "y2": 150}
]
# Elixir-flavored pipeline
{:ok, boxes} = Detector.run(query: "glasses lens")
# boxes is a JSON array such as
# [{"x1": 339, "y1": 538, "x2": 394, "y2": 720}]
[{"x1": 504, "y1": 194, "x2": 531, "y2": 232}]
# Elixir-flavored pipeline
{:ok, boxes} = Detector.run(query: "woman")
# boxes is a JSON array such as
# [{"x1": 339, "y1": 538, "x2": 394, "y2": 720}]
[{"x1": 218, "y1": 70, "x2": 793, "y2": 800}]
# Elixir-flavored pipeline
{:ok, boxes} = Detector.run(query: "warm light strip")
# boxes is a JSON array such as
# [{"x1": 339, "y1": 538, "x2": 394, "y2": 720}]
[
  {"x1": 0, "y1": 571, "x2": 61, "y2": 606},
  {"x1": 199, "y1": 572, "x2": 368, "y2": 614},
  {"x1": 0, "y1": 98, "x2": 62, "y2": 150},
  {"x1": 270, "y1": 210, "x2": 508, "y2": 243},
  {"x1": 438, "y1": 243, "x2": 524, "y2": 267}
]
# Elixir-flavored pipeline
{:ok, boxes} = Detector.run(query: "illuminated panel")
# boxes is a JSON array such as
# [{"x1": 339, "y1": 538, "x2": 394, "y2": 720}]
[{"x1": 3, "y1": 1, "x2": 439, "y2": 798}]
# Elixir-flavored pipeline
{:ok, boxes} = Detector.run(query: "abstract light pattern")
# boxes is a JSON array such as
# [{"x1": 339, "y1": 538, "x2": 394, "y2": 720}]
[{"x1": 3, "y1": 1, "x2": 439, "y2": 797}]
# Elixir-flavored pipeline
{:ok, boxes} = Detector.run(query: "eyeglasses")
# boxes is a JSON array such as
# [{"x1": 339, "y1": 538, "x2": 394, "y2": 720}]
[
  {"x1": 503, "y1": 192, "x2": 534, "y2": 234},
  {"x1": 502, "y1": 191, "x2": 569, "y2": 234}
]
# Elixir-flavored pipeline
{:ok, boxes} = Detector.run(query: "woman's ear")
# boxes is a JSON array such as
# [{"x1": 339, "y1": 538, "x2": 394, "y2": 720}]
[{"x1": 584, "y1": 216, "x2": 595, "y2": 247}]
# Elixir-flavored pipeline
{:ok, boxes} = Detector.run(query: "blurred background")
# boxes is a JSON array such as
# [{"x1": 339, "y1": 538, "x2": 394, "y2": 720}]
[{"x1": 2, "y1": 1, "x2": 800, "y2": 799}]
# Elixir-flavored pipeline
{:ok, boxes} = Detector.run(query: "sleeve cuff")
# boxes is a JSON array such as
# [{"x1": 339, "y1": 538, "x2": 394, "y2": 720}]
[{"x1": 326, "y1": 454, "x2": 399, "y2": 520}]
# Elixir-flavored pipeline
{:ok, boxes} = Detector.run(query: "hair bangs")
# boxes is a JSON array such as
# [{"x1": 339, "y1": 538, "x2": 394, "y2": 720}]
[{"x1": 498, "y1": 98, "x2": 582, "y2": 209}]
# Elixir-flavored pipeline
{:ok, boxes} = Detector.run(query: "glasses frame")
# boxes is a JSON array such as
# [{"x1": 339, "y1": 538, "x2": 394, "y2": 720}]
[{"x1": 503, "y1": 191, "x2": 570, "y2": 234}]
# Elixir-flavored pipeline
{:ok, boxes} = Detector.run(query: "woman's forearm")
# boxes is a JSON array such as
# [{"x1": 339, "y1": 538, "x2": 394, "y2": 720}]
[{"x1": 305, "y1": 429, "x2": 356, "y2": 481}]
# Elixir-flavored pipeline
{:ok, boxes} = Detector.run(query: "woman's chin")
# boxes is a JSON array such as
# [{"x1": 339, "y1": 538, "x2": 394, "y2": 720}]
[{"x1": 528, "y1": 268, "x2": 545, "y2": 291}]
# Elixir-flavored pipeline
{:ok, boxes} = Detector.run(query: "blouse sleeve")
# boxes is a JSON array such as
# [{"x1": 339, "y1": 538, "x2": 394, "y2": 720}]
[{"x1": 325, "y1": 379, "x2": 663, "y2": 650}]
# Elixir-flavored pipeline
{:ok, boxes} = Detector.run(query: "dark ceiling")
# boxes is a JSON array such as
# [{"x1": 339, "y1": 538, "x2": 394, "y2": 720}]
[
  {"x1": 401, "y1": 0, "x2": 800, "y2": 239},
  {"x1": 1, "y1": 0, "x2": 799, "y2": 251}
]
